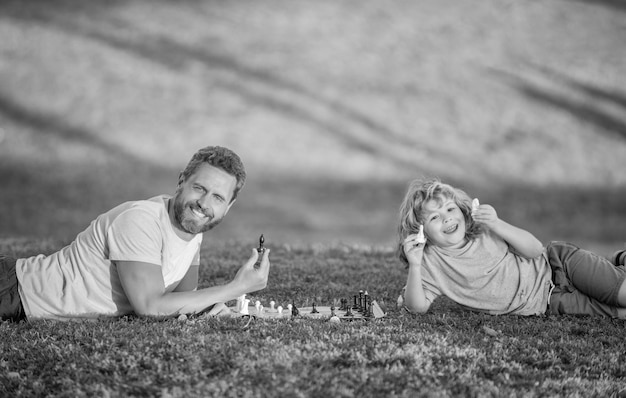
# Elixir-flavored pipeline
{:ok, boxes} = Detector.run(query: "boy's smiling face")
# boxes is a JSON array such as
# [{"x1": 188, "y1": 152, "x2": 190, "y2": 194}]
[{"x1": 422, "y1": 196, "x2": 467, "y2": 249}]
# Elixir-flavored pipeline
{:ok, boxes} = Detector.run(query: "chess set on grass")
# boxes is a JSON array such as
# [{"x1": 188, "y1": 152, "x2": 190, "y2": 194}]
[{"x1": 228, "y1": 235, "x2": 386, "y2": 322}]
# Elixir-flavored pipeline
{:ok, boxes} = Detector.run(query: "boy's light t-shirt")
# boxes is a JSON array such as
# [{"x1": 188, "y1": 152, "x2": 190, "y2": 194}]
[
  {"x1": 420, "y1": 230, "x2": 552, "y2": 315},
  {"x1": 16, "y1": 195, "x2": 202, "y2": 320}
]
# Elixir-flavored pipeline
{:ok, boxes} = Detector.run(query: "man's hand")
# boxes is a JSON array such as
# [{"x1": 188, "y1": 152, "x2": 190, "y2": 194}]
[
  {"x1": 232, "y1": 248, "x2": 271, "y2": 294},
  {"x1": 206, "y1": 302, "x2": 232, "y2": 317}
]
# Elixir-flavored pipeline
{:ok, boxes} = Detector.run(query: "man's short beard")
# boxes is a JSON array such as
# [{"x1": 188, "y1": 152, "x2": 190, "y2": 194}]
[{"x1": 173, "y1": 195, "x2": 222, "y2": 234}]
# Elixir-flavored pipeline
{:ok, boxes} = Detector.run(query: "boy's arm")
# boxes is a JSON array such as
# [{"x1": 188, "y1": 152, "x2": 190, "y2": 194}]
[
  {"x1": 473, "y1": 204, "x2": 543, "y2": 259},
  {"x1": 402, "y1": 233, "x2": 432, "y2": 313}
]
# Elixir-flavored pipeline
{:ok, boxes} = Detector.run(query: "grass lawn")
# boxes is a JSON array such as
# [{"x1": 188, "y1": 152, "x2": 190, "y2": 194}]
[
  {"x1": 2, "y1": 239, "x2": 626, "y2": 397},
  {"x1": 1, "y1": 1, "x2": 626, "y2": 396}
]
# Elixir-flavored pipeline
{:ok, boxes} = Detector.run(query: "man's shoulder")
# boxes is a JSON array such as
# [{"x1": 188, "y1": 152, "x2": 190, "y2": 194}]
[{"x1": 106, "y1": 195, "x2": 169, "y2": 217}]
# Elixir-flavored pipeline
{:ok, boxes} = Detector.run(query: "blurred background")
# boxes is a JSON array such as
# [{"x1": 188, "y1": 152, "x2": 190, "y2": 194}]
[{"x1": 1, "y1": 0, "x2": 625, "y2": 254}]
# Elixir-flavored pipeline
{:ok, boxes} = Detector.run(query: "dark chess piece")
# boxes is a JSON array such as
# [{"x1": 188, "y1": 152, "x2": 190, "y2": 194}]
[
  {"x1": 291, "y1": 302, "x2": 299, "y2": 317},
  {"x1": 345, "y1": 305, "x2": 354, "y2": 317},
  {"x1": 311, "y1": 302, "x2": 319, "y2": 314},
  {"x1": 330, "y1": 306, "x2": 336, "y2": 317},
  {"x1": 254, "y1": 234, "x2": 265, "y2": 269}
]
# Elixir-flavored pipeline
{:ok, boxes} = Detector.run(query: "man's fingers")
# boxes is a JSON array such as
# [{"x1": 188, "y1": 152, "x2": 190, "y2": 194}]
[{"x1": 207, "y1": 302, "x2": 232, "y2": 317}]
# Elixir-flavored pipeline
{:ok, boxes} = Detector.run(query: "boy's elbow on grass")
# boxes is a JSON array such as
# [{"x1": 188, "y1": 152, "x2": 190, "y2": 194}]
[{"x1": 405, "y1": 301, "x2": 430, "y2": 314}]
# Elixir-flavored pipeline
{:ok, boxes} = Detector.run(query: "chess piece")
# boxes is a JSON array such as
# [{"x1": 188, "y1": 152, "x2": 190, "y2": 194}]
[
  {"x1": 258, "y1": 305, "x2": 264, "y2": 317},
  {"x1": 358, "y1": 290, "x2": 364, "y2": 312},
  {"x1": 241, "y1": 299, "x2": 250, "y2": 315},
  {"x1": 363, "y1": 291, "x2": 369, "y2": 314},
  {"x1": 254, "y1": 234, "x2": 265, "y2": 269},
  {"x1": 237, "y1": 294, "x2": 246, "y2": 312},
  {"x1": 287, "y1": 303, "x2": 293, "y2": 313},
  {"x1": 255, "y1": 300, "x2": 261, "y2": 312},
  {"x1": 471, "y1": 198, "x2": 480, "y2": 216},
  {"x1": 397, "y1": 294, "x2": 404, "y2": 308},
  {"x1": 291, "y1": 302, "x2": 299, "y2": 317},
  {"x1": 371, "y1": 300, "x2": 386, "y2": 318},
  {"x1": 416, "y1": 225, "x2": 426, "y2": 244},
  {"x1": 257, "y1": 234, "x2": 265, "y2": 254},
  {"x1": 269, "y1": 300, "x2": 276, "y2": 312},
  {"x1": 311, "y1": 302, "x2": 319, "y2": 314},
  {"x1": 345, "y1": 305, "x2": 353, "y2": 317},
  {"x1": 277, "y1": 306, "x2": 283, "y2": 314}
]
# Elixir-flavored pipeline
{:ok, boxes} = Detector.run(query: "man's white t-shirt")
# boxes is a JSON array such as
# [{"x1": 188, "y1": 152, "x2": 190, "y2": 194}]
[{"x1": 16, "y1": 195, "x2": 202, "y2": 320}]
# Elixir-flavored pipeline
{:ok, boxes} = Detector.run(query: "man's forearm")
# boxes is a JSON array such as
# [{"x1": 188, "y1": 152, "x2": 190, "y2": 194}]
[{"x1": 140, "y1": 282, "x2": 244, "y2": 316}]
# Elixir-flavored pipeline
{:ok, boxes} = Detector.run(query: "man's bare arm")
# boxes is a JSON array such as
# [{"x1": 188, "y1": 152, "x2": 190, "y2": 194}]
[
  {"x1": 173, "y1": 265, "x2": 199, "y2": 292},
  {"x1": 116, "y1": 248, "x2": 270, "y2": 316}
]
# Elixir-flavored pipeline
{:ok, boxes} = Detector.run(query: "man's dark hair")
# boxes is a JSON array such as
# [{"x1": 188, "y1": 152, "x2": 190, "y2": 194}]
[{"x1": 179, "y1": 146, "x2": 246, "y2": 202}]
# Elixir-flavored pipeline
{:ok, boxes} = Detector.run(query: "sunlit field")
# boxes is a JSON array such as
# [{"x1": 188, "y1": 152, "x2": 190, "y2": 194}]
[{"x1": 1, "y1": 0, "x2": 626, "y2": 396}]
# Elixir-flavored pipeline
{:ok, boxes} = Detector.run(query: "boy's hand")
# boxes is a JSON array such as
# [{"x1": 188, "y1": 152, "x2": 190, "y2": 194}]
[
  {"x1": 403, "y1": 227, "x2": 426, "y2": 266},
  {"x1": 471, "y1": 203, "x2": 499, "y2": 230}
]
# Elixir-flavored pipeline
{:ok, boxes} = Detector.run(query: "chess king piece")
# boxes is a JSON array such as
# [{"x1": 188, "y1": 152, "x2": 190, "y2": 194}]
[
  {"x1": 258, "y1": 234, "x2": 265, "y2": 253},
  {"x1": 254, "y1": 234, "x2": 265, "y2": 269},
  {"x1": 291, "y1": 302, "x2": 299, "y2": 317},
  {"x1": 240, "y1": 299, "x2": 250, "y2": 315}
]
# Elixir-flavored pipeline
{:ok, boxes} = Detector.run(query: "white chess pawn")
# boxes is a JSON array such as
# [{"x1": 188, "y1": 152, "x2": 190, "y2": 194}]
[
  {"x1": 397, "y1": 294, "x2": 404, "y2": 308},
  {"x1": 258, "y1": 305, "x2": 264, "y2": 316},
  {"x1": 416, "y1": 224, "x2": 426, "y2": 244},
  {"x1": 277, "y1": 306, "x2": 283, "y2": 314},
  {"x1": 255, "y1": 300, "x2": 261, "y2": 313},
  {"x1": 471, "y1": 198, "x2": 480, "y2": 215},
  {"x1": 269, "y1": 300, "x2": 276, "y2": 311},
  {"x1": 287, "y1": 304, "x2": 293, "y2": 313},
  {"x1": 241, "y1": 299, "x2": 250, "y2": 315}
]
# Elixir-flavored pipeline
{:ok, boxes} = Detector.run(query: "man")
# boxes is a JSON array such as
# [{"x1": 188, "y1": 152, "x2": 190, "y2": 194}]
[{"x1": 0, "y1": 146, "x2": 270, "y2": 320}]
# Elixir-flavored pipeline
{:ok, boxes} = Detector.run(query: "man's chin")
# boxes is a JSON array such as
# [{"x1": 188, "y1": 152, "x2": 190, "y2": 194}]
[{"x1": 181, "y1": 219, "x2": 221, "y2": 234}]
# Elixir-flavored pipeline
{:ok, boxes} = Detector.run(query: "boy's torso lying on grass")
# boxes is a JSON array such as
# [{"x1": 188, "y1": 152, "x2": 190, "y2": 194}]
[
  {"x1": 15, "y1": 195, "x2": 202, "y2": 320},
  {"x1": 420, "y1": 230, "x2": 553, "y2": 316}
]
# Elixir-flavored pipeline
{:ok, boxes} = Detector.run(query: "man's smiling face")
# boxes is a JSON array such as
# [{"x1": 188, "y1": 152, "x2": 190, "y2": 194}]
[{"x1": 171, "y1": 163, "x2": 237, "y2": 237}]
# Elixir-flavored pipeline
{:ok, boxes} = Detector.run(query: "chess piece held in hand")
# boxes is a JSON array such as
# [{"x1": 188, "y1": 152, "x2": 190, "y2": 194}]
[
  {"x1": 416, "y1": 225, "x2": 426, "y2": 244},
  {"x1": 254, "y1": 234, "x2": 265, "y2": 269}
]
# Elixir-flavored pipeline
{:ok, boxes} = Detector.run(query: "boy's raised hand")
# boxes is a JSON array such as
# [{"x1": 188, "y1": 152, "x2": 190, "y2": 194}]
[
  {"x1": 403, "y1": 225, "x2": 426, "y2": 266},
  {"x1": 470, "y1": 201, "x2": 499, "y2": 230}
]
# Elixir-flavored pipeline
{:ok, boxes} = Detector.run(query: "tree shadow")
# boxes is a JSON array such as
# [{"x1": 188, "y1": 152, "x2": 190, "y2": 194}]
[
  {"x1": 0, "y1": 92, "x2": 141, "y2": 162},
  {"x1": 0, "y1": 0, "x2": 475, "y2": 179},
  {"x1": 491, "y1": 68, "x2": 626, "y2": 141},
  {"x1": 566, "y1": 0, "x2": 626, "y2": 12}
]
